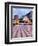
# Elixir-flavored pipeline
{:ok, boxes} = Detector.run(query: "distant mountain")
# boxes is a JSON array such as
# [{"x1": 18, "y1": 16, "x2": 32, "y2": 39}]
[
  {"x1": 19, "y1": 11, "x2": 32, "y2": 20},
  {"x1": 26, "y1": 11, "x2": 32, "y2": 19}
]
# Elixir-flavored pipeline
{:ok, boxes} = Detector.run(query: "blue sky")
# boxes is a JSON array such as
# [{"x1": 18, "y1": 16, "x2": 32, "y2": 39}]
[{"x1": 12, "y1": 8, "x2": 32, "y2": 18}]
